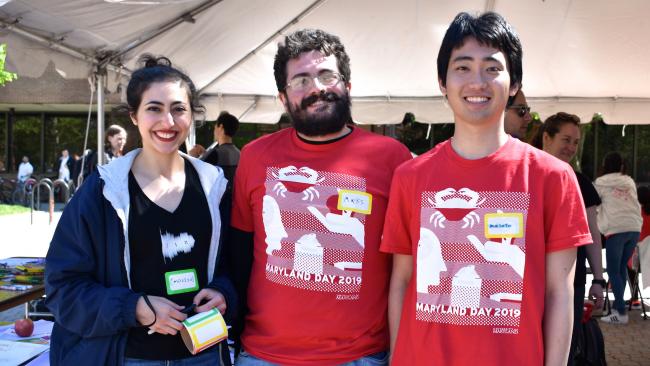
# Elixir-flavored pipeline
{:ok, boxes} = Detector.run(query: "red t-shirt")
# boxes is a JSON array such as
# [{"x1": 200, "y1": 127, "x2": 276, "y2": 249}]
[
  {"x1": 381, "y1": 137, "x2": 592, "y2": 366},
  {"x1": 231, "y1": 127, "x2": 411, "y2": 365}
]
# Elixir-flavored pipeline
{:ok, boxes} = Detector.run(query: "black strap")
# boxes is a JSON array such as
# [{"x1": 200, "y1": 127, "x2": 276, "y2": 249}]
[{"x1": 140, "y1": 294, "x2": 157, "y2": 328}]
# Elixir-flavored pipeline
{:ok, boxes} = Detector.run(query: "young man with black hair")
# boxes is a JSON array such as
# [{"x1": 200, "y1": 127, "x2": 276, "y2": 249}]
[
  {"x1": 202, "y1": 112, "x2": 241, "y2": 169},
  {"x1": 230, "y1": 28, "x2": 411, "y2": 365},
  {"x1": 381, "y1": 12, "x2": 591, "y2": 365}
]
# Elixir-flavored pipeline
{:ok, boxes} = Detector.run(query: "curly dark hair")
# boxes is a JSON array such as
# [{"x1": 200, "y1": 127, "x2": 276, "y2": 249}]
[
  {"x1": 125, "y1": 54, "x2": 205, "y2": 121},
  {"x1": 437, "y1": 12, "x2": 523, "y2": 89},
  {"x1": 273, "y1": 29, "x2": 351, "y2": 92}
]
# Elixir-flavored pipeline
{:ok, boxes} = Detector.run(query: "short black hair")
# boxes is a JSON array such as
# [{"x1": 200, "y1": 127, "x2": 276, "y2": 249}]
[
  {"x1": 273, "y1": 29, "x2": 351, "y2": 92},
  {"x1": 216, "y1": 111, "x2": 239, "y2": 137},
  {"x1": 437, "y1": 12, "x2": 523, "y2": 89}
]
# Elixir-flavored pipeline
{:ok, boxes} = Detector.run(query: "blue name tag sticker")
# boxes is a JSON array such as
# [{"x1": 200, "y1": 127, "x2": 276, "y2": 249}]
[{"x1": 484, "y1": 213, "x2": 524, "y2": 239}]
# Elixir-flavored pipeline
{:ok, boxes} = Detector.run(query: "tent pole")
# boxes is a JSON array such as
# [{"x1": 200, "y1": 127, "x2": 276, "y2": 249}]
[
  {"x1": 238, "y1": 98, "x2": 259, "y2": 121},
  {"x1": 97, "y1": 73, "x2": 105, "y2": 166},
  {"x1": 198, "y1": 0, "x2": 327, "y2": 93},
  {"x1": 40, "y1": 113, "x2": 46, "y2": 174}
]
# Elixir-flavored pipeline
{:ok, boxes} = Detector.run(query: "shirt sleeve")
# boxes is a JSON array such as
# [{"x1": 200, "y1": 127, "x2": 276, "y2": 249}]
[
  {"x1": 380, "y1": 168, "x2": 414, "y2": 255},
  {"x1": 230, "y1": 146, "x2": 254, "y2": 232},
  {"x1": 544, "y1": 167, "x2": 593, "y2": 252}
]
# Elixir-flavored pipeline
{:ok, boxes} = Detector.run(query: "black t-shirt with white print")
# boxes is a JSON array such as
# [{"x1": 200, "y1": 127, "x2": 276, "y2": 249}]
[{"x1": 125, "y1": 158, "x2": 212, "y2": 360}]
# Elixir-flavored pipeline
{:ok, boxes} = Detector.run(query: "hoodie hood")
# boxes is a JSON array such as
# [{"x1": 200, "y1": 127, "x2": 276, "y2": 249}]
[{"x1": 594, "y1": 172, "x2": 632, "y2": 188}]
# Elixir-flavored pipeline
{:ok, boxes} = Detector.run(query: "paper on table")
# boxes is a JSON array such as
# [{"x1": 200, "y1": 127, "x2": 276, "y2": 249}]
[
  {"x1": 0, "y1": 340, "x2": 48, "y2": 365},
  {"x1": 0, "y1": 320, "x2": 53, "y2": 342},
  {"x1": 25, "y1": 349, "x2": 49, "y2": 366},
  {"x1": 0, "y1": 258, "x2": 44, "y2": 267}
]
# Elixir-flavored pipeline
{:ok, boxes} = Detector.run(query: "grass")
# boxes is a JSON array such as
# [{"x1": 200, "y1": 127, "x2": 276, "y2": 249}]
[{"x1": 0, "y1": 204, "x2": 30, "y2": 216}]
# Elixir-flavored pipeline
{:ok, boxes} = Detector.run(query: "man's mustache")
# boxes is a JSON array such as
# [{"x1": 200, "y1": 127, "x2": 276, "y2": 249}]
[{"x1": 300, "y1": 92, "x2": 341, "y2": 109}]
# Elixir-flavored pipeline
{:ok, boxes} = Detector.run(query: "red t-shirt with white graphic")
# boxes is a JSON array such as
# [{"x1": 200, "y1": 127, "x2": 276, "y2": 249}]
[
  {"x1": 381, "y1": 137, "x2": 592, "y2": 366},
  {"x1": 231, "y1": 127, "x2": 411, "y2": 365}
]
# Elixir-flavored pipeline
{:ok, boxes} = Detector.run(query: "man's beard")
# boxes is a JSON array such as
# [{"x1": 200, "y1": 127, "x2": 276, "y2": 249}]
[{"x1": 286, "y1": 90, "x2": 352, "y2": 137}]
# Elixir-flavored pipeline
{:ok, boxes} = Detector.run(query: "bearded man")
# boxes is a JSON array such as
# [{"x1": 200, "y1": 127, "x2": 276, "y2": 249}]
[{"x1": 228, "y1": 28, "x2": 411, "y2": 366}]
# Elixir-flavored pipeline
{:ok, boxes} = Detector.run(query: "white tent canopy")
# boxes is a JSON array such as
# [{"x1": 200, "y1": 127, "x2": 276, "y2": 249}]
[{"x1": 1, "y1": 0, "x2": 650, "y2": 125}]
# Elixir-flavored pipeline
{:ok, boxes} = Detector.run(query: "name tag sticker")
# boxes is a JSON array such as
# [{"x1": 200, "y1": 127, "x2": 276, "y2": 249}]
[
  {"x1": 165, "y1": 268, "x2": 199, "y2": 295},
  {"x1": 484, "y1": 213, "x2": 524, "y2": 238},
  {"x1": 337, "y1": 190, "x2": 372, "y2": 215}
]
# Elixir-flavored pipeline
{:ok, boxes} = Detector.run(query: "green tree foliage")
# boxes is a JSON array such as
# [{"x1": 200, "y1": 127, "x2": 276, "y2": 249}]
[{"x1": 0, "y1": 44, "x2": 18, "y2": 86}]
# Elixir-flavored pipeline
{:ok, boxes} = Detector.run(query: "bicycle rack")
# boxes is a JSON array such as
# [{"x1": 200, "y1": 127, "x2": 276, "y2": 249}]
[
  {"x1": 53, "y1": 179, "x2": 71, "y2": 204},
  {"x1": 22, "y1": 178, "x2": 37, "y2": 225},
  {"x1": 67, "y1": 180, "x2": 76, "y2": 197},
  {"x1": 34, "y1": 178, "x2": 54, "y2": 224}
]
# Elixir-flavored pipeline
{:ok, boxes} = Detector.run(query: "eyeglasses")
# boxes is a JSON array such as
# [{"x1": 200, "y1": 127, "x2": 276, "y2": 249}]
[
  {"x1": 286, "y1": 71, "x2": 344, "y2": 92},
  {"x1": 507, "y1": 105, "x2": 531, "y2": 117}
]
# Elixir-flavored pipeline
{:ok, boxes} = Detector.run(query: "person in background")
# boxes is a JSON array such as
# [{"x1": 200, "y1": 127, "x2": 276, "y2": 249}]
[
  {"x1": 636, "y1": 186, "x2": 650, "y2": 303},
  {"x1": 70, "y1": 152, "x2": 82, "y2": 186},
  {"x1": 17, "y1": 155, "x2": 34, "y2": 183},
  {"x1": 57, "y1": 149, "x2": 73, "y2": 182},
  {"x1": 595, "y1": 152, "x2": 642, "y2": 324},
  {"x1": 105, "y1": 124, "x2": 128, "y2": 162},
  {"x1": 82, "y1": 125, "x2": 128, "y2": 181},
  {"x1": 531, "y1": 111, "x2": 605, "y2": 363},
  {"x1": 504, "y1": 89, "x2": 532, "y2": 139},
  {"x1": 626, "y1": 185, "x2": 650, "y2": 310},
  {"x1": 201, "y1": 111, "x2": 241, "y2": 184},
  {"x1": 45, "y1": 55, "x2": 234, "y2": 365}
]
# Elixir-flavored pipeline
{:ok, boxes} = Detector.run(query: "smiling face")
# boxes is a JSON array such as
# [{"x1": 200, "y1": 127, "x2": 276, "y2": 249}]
[
  {"x1": 108, "y1": 131, "x2": 127, "y2": 154},
  {"x1": 543, "y1": 122, "x2": 581, "y2": 163},
  {"x1": 279, "y1": 50, "x2": 352, "y2": 137},
  {"x1": 439, "y1": 37, "x2": 517, "y2": 129},
  {"x1": 130, "y1": 80, "x2": 192, "y2": 156}
]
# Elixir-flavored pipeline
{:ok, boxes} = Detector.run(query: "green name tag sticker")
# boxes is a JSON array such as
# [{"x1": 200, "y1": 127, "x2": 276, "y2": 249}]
[{"x1": 165, "y1": 268, "x2": 199, "y2": 295}]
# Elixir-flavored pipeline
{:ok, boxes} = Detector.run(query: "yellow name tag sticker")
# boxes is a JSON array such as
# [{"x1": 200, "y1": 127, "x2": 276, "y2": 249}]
[
  {"x1": 337, "y1": 190, "x2": 372, "y2": 215},
  {"x1": 484, "y1": 213, "x2": 524, "y2": 238}
]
